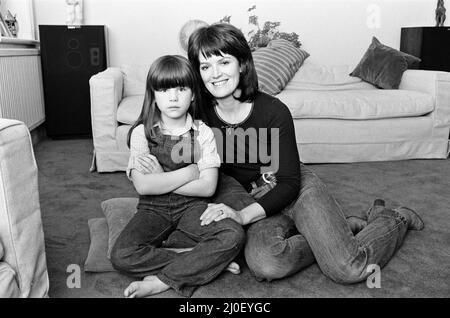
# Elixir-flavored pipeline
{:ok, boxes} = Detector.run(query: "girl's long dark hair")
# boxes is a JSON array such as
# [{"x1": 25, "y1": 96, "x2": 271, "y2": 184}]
[{"x1": 127, "y1": 55, "x2": 203, "y2": 148}]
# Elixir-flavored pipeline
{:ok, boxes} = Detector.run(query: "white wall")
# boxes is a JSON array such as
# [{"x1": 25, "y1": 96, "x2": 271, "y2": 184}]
[
  {"x1": 0, "y1": 0, "x2": 35, "y2": 40},
  {"x1": 33, "y1": 0, "x2": 441, "y2": 66}
]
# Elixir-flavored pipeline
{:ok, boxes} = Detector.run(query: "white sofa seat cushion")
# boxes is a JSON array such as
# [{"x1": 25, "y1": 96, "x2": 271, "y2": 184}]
[
  {"x1": 277, "y1": 89, "x2": 434, "y2": 120},
  {"x1": 117, "y1": 95, "x2": 144, "y2": 125},
  {"x1": 285, "y1": 61, "x2": 377, "y2": 90}
]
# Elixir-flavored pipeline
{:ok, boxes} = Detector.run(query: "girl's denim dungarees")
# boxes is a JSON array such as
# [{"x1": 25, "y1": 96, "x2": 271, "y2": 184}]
[{"x1": 110, "y1": 127, "x2": 245, "y2": 297}]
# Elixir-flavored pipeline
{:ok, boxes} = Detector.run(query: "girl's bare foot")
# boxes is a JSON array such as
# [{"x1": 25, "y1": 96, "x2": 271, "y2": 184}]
[
  {"x1": 123, "y1": 261, "x2": 239, "y2": 298},
  {"x1": 123, "y1": 276, "x2": 170, "y2": 298}
]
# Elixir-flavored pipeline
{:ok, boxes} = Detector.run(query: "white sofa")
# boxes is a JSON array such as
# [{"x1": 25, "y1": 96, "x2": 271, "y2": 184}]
[
  {"x1": 0, "y1": 119, "x2": 49, "y2": 297},
  {"x1": 89, "y1": 61, "x2": 450, "y2": 172}
]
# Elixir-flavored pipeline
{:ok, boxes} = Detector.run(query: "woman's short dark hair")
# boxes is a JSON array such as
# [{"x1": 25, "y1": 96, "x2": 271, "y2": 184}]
[{"x1": 188, "y1": 23, "x2": 258, "y2": 105}]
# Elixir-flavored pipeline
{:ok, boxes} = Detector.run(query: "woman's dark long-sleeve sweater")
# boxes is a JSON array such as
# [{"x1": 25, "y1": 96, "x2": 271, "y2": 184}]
[{"x1": 202, "y1": 92, "x2": 301, "y2": 216}]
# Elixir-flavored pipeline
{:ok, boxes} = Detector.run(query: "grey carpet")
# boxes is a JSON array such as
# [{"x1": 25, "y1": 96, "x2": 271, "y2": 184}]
[{"x1": 34, "y1": 138, "x2": 450, "y2": 298}]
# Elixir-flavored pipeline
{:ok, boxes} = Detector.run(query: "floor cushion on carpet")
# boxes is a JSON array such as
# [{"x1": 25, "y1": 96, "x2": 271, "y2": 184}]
[
  {"x1": 85, "y1": 198, "x2": 138, "y2": 272},
  {"x1": 84, "y1": 218, "x2": 115, "y2": 272},
  {"x1": 101, "y1": 198, "x2": 138, "y2": 259}
]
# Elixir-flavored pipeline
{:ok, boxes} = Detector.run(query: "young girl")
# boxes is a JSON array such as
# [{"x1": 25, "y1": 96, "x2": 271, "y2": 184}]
[{"x1": 110, "y1": 55, "x2": 245, "y2": 298}]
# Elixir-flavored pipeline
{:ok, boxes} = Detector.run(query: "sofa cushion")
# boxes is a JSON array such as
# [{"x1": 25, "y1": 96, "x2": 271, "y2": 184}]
[
  {"x1": 277, "y1": 89, "x2": 434, "y2": 120},
  {"x1": 253, "y1": 39, "x2": 309, "y2": 95},
  {"x1": 117, "y1": 95, "x2": 144, "y2": 125},
  {"x1": 121, "y1": 64, "x2": 150, "y2": 97},
  {"x1": 350, "y1": 37, "x2": 421, "y2": 89}
]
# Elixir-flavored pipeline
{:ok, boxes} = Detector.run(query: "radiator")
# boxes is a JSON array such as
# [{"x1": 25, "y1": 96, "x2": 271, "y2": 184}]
[{"x1": 0, "y1": 49, "x2": 45, "y2": 130}]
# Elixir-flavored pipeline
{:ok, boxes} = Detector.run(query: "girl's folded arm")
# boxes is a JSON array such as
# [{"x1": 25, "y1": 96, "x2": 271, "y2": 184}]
[
  {"x1": 131, "y1": 164, "x2": 198, "y2": 195},
  {"x1": 173, "y1": 167, "x2": 218, "y2": 197}
]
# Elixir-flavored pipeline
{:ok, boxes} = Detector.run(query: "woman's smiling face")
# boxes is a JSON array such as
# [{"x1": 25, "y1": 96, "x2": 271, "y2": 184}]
[{"x1": 198, "y1": 52, "x2": 241, "y2": 100}]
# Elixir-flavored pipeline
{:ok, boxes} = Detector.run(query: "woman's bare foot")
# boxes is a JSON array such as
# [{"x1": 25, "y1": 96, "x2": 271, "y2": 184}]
[{"x1": 123, "y1": 276, "x2": 170, "y2": 298}]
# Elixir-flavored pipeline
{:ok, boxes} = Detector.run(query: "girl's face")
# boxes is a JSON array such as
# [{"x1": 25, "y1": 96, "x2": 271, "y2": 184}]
[
  {"x1": 198, "y1": 52, "x2": 241, "y2": 101},
  {"x1": 154, "y1": 86, "x2": 193, "y2": 121}
]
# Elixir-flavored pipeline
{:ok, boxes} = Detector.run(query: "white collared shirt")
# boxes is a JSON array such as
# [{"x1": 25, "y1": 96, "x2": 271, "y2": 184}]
[
  {"x1": 154, "y1": 112, "x2": 195, "y2": 136},
  {"x1": 126, "y1": 114, "x2": 221, "y2": 179}
]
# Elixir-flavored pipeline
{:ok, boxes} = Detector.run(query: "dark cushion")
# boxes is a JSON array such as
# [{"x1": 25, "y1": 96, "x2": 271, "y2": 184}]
[
  {"x1": 350, "y1": 37, "x2": 421, "y2": 89},
  {"x1": 84, "y1": 218, "x2": 115, "y2": 272},
  {"x1": 253, "y1": 39, "x2": 309, "y2": 95},
  {"x1": 101, "y1": 197, "x2": 139, "y2": 259}
]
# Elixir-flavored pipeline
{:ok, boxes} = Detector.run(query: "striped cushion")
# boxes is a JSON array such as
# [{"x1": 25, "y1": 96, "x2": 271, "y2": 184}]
[{"x1": 253, "y1": 39, "x2": 309, "y2": 95}]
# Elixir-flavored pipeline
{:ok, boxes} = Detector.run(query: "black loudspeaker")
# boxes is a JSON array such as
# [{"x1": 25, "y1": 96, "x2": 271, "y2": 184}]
[
  {"x1": 400, "y1": 27, "x2": 450, "y2": 72},
  {"x1": 39, "y1": 25, "x2": 107, "y2": 137}
]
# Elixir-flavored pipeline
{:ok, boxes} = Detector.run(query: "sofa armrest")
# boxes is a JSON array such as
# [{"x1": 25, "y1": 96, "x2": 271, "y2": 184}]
[
  {"x1": 400, "y1": 70, "x2": 450, "y2": 128},
  {"x1": 0, "y1": 262, "x2": 20, "y2": 298},
  {"x1": 0, "y1": 119, "x2": 49, "y2": 297},
  {"x1": 89, "y1": 67, "x2": 124, "y2": 162}
]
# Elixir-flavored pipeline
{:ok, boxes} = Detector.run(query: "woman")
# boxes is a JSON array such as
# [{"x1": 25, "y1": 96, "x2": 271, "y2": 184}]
[{"x1": 182, "y1": 22, "x2": 424, "y2": 283}]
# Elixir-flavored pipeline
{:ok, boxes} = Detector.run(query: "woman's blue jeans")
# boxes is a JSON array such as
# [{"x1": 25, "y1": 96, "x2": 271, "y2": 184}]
[{"x1": 245, "y1": 164, "x2": 411, "y2": 283}]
